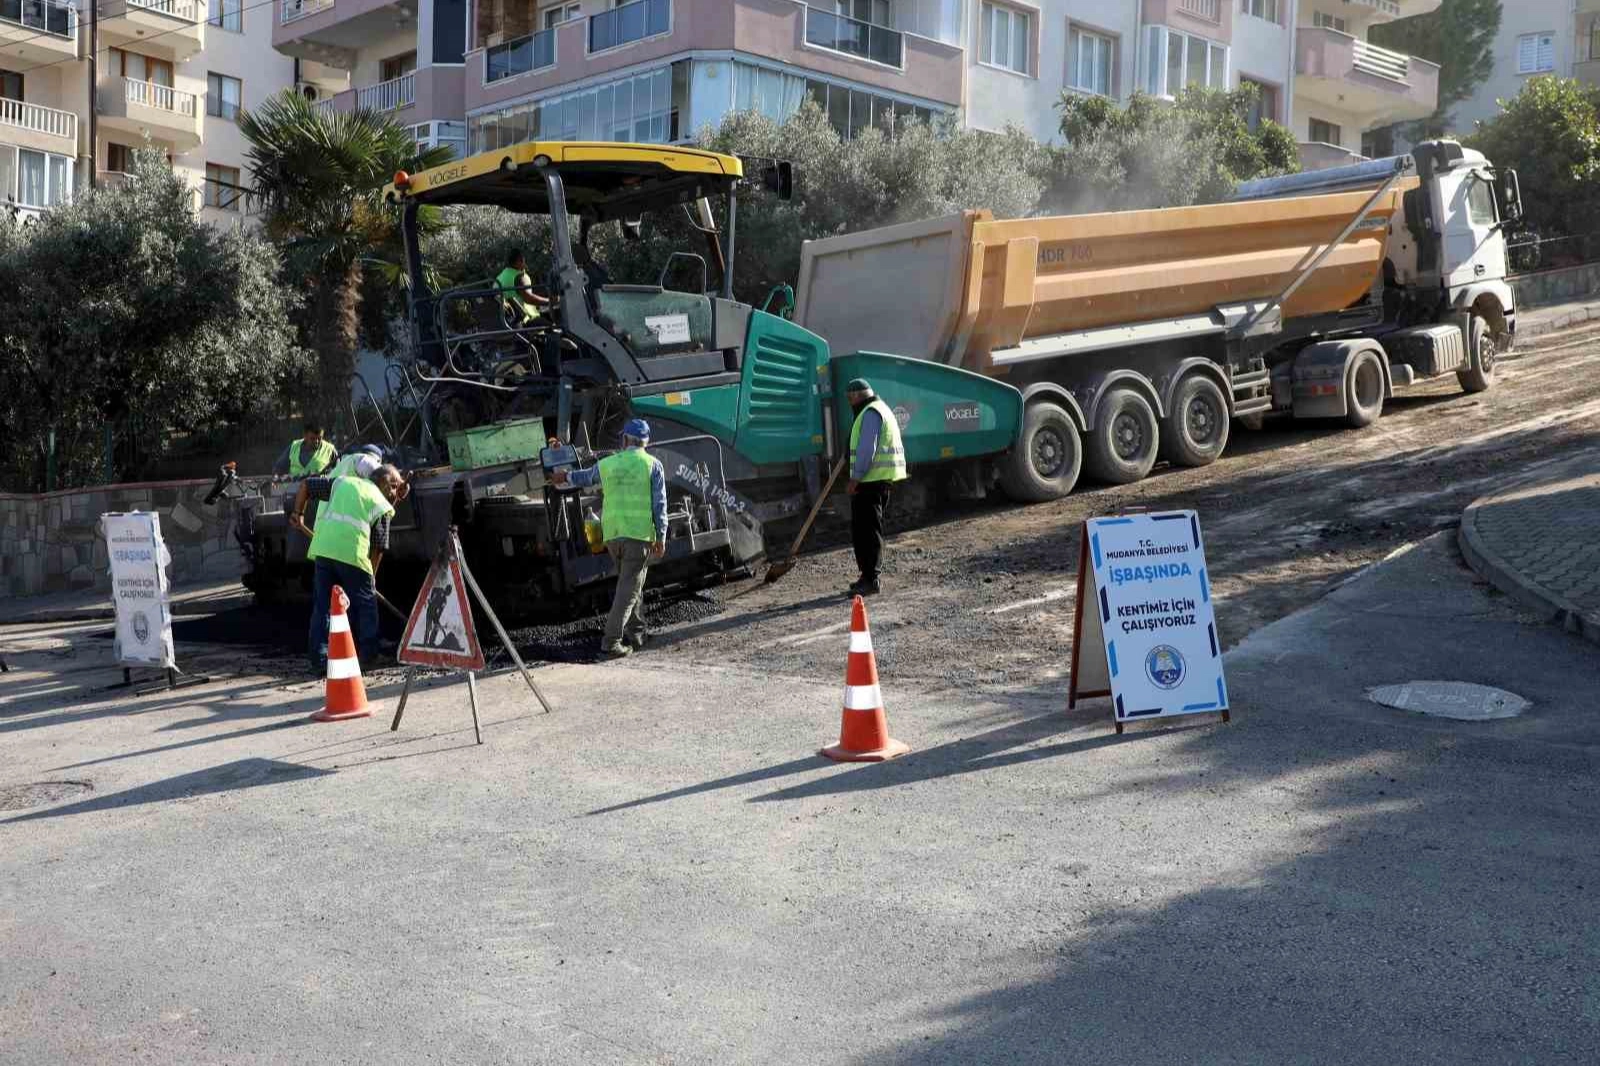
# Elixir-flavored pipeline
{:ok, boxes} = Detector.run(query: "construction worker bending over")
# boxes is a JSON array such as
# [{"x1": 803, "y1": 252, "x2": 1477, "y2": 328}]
[
  {"x1": 289, "y1": 464, "x2": 410, "y2": 674},
  {"x1": 552, "y1": 418, "x2": 666, "y2": 659},
  {"x1": 844, "y1": 378, "x2": 907, "y2": 597},
  {"x1": 273, "y1": 421, "x2": 338, "y2": 479}
]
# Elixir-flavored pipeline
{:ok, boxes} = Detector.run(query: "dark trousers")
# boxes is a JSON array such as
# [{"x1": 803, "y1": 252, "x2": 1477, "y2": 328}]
[
  {"x1": 309, "y1": 558, "x2": 378, "y2": 672},
  {"x1": 851, "y1": 482, "x2": 892, "y2": 582}
]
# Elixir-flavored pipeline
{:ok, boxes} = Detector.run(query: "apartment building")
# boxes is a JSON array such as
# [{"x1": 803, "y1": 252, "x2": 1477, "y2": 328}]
[
  {"x1": 0, "y1": 0, "x2": 320, "y2": 222},
  {"x1": 1450, "y1": 0, "x2": 1583, "y2": 136}
]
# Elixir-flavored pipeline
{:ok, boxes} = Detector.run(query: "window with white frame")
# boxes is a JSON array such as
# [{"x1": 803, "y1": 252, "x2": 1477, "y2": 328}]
[
  {"x1": 207, "y1": 72, "x2": 241, "y2": 120},
  {"x1": 1311, "y1": 11, "x2": 1346, "y2": 32},
  {"x1": 980, "y1": 2, "x2": 1030, "y2": 76},
  {"x1": 1143, "y1": 25, "x2": 1227, "y2": 98},
  {"x1": 542, "y1": 3, "x2": 580, "y2": 30},
  {"x1": 1240, "y1": 0, "x2": 1279, "y2": 23},
  {"x1": 205, "y1": 163, "x2": 243, "y2": 211},
  {"x1": 17, "y1": 148, "x2": 72, "y2": 208},
  {"x1": 1517, "y1": 32, "x2": 1556, "y2": 74},
  {"x1": 1068, "y1": 26, "x2": 1114, "y2": 96},
  {"x1": 1308, "y1": 117, "x2": 1341, "y2": 146},
  {"x1": 209, "y1": 0, "x2": 241, "y2": 32}
]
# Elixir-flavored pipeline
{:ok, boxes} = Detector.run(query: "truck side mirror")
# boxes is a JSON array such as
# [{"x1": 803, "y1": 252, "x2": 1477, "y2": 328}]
[{"x1": 1497, "y1": 169, "x2": 1523, "y2": 223}]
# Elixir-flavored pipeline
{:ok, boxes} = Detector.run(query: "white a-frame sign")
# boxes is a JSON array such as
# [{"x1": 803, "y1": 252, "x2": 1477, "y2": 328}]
[{"x1": 1068, "y1": 510, "x2": 1231, "y2": 734}]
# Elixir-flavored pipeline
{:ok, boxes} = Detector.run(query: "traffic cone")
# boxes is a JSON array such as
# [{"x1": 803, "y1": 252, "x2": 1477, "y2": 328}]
[
  {"x1": 310, "y1": 585, "x2": 372, "y2": 722},
  {"x1": 822, "y1": 595, "x2": 909, "y2": 762}
]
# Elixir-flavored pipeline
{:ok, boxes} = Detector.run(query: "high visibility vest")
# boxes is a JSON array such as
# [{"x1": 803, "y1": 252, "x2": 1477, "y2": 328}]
[
  {"x1": 306, "y1": 476, "x2": 395, "y2": 575},
  {"x1": 496, "y1": 266, "x2": 539, "y2": 322},
  {"x1": 597, "y1": 447, "x2": 660, "y2": 544},
  {"x1": 288, "y1": 438, "x2": 337, "y2": 478},
  {"x1": 849, "y1": 398, "x2": 908, "y2": 483}
]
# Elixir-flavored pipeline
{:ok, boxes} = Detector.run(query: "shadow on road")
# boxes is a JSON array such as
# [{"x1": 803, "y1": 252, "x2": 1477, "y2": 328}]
[{"x1": 1, "y1": 757, "x2": 334, "y2": 824}]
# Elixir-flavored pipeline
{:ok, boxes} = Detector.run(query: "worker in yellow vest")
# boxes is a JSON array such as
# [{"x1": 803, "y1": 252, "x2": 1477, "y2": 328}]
[
  {"x1": 497, "y1": 249, "x2": 549, "y2": 327},
  {"x1": 552, "y1": 418, "x2": 667, "y2": 658},
  {"x1": 844, "y1": 378, "x2": 907, "y2": 597},
  {"x1": 274, "y1": 422, "x2": 338, "y2": 479},
  {"x1": 289, "y1": 463, "x2": 410, "y2": 674}
]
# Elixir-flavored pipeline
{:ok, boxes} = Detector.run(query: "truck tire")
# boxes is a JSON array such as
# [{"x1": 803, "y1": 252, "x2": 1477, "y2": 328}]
[
  {"x1": 1160, "y1": 374, "x2": 1230, "y2": 468},
  {"x1": 1085, "y1": 387, "x2": 1160, "y2": 484},
  {"x1": 1344, "y1": 349, "x2": 1385, "y2": 428},
  {"x1": 998, "y1": 401, "x2": 1082, "y2": 502},
  {"x1": 1458, "y1": 313, "x2": 1496, "y2": 394}
]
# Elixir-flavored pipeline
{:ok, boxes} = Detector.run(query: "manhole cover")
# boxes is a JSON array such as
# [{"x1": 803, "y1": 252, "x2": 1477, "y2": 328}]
[
  {"x1": 1367, "y1": 681, "x2": 1529, "y2": 721},
  {"x1": 0, "y1": 781, "x2": 93, "y2": 812}
]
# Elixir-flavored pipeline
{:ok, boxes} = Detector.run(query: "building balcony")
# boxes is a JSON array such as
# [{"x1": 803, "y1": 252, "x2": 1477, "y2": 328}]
[
  {"x1": 0, "y1": 98, "x2": 77, "y2": 156},
  {"x1": 0, "y1": 0, "x2": 78, "y2": 63},
  {"x1": 312, "y1": 65, "x2": 463, "y2": 127},
  {"x1": 1141, "y1": 0, "x2": 1233, "y2": 38},
  {"x1": 1297, "y1": 140, "x2": 1366, "y2": 171},
  {"x1": 99, "y1": 0, "x2": 206, "y2": 61},
  {"x1": 468, "y1": 0, "x2": 963, "y2": 115},
  {"x1": 272, "y1": 0, "x2": 416, "y2": 70},
  {"x1": 97, "y1": 77, "x2": 204, "y2": 151},
  {"x1": 1294, "y1": 27, "x2": 1438, "y2": 128}
]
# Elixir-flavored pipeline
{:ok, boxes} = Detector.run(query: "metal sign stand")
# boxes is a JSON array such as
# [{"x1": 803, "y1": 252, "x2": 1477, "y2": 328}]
[
  {"x1": 105, "y1": 666, "x2": 209, "y2": 694},
  {"x1": 390, "y1": 528, "x2": 553, "y2": 743}
]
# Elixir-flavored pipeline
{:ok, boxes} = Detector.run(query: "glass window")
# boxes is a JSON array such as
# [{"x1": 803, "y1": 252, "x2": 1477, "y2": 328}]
[
  {"x1": 1309, "y1": 117, "x2": 1341, "y2": 145},
  {"x1": 209, "y1": 0, "x2": 241, "y2": 32},
  {"x1": 46, "y1": 152, "x2": 68, "y2": 206},
  {"x1": 381, "y1": 52, "x2": 417, "y2": 82},
  {"x1": 1147, "y1": 27, "x2": 1227, "y2": 96},
  {"x1": 1312, "y1": 11, "x2": 1347, "y2": 32},
  {"x1": 1068, "y1": 28, "x2": 1114, "y2": 97},
  {"x1": 205, "y1": 162, "x2": 242, "y2": 211},
  {"x1": 613, "y1": 78, "x2": 633, "y2": 139},
  {"x1": 1517, "y1": 32, "x2": 1556, "y2": 74},
  {"x1": 1241, "y1": 78, "x2": 1277, "y2": 128},
  {"x1": 207, "y1": 73, "x2": 241, "y2": 120},
  {"x1": 107, "y1": 142, "x2": 136, "y2": 173},
  {"x1": 1466, "y1": 176, "x2": 1498, "y2": 227},
  {"x1": 0, "y1": 70, "x2": 21, "y2": 101},
  {"x1": 18, "y1": 149, "x2": 45, "y2": 207},
  {"x1": 826, "y1": 81, "x2": 848, "y2": 135},
  {"x1": 1241, "y1": 0, "x2": 1279, "y2": 22},
  {"x1": 980, "y1": 3, "x2": 1027, "y2": 74},
  {"x1": 849, "y1": 89, "x2": 871, "y2": 138}
]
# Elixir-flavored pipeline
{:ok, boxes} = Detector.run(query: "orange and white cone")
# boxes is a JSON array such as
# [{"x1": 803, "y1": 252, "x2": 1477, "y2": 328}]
[
  {"x1": 311, "y1": 585, "x2": 372, "y2": 722},
  {"x1": 822, "y1": 595, "x2": 909, "y2": 762}
]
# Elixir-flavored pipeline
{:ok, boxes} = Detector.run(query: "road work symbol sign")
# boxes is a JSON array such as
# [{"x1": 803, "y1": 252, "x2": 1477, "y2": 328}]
[
  {"x1": 1068, "y1": 510, "x2": 1229, "y2": 732},
  {"x1": 398, "y1": 539, "x2": 485, "y2": 671}
]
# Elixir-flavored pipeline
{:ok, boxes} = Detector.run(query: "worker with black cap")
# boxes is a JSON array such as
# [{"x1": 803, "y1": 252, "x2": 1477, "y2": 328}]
[
  {"x1": 844, "y1": 378, "x2": 907, "y2": 596},
  {"x1": 552, "y1": 418, "x2": 667, "y2": 657}
]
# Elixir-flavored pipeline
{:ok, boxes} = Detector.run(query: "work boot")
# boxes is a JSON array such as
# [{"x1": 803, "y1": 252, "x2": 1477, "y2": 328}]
[
  {"x1": 624, "y1": 631, "x2": 647, "y2": 651},
  {"x1": 847, "y1": 577, "x2": 881, "y2": 597},
  {"x1": 600, "y1": 642, "x2": 633, "y2": 660}
]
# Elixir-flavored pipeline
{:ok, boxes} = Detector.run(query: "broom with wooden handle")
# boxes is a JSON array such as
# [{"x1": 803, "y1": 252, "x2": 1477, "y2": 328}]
[{"x1": 764, "y1": 457, "x2": 847, "y2": 583}]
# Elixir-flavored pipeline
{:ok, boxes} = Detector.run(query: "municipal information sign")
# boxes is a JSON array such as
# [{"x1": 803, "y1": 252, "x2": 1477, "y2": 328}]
[
  {"x1": 103, "y1": 512, "x2": 175, "y2": 669},
  {"x1": 1072, "y1": 510, "x2": 1228, "y2": 727}
]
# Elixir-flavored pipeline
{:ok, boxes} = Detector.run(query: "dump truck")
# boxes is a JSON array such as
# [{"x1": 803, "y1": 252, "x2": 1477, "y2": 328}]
[
  {"x1": 793, "y1": 140, "x2": 1522, "y2": 499},
  {"x1": 235, "y1": 142, "x2": 1023, "y2": 615}
]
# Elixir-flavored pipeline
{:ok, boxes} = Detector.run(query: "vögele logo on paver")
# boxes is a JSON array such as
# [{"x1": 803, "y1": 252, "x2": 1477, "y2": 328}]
[{"x1": 1145, "y1": 644, "x2": 1185, "y2": 689}]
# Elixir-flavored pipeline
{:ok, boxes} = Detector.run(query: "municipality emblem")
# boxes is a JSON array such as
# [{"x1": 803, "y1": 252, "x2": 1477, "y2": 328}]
[
  {"x1": 132, "y1": 610, "x2": 151, "y2": 644},
  {"x1": 1145, "y1": 645, "x2": 1184, "y2": 689}
]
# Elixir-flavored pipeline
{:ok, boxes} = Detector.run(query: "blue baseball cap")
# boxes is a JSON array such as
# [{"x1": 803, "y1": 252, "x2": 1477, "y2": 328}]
[
  {"x1": 623, "y1": 418, "x2": 651, "y2": 442},
  {"x1": 360, "y1": 444, "x2": 384, "y2": 457}
]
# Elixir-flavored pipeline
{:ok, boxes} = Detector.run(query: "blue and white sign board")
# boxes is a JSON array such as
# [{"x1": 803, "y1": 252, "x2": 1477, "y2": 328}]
[
  {"x1": 1074, "y1": 511, "x2": 1228, "y2": 727},
  {"x1": 103, "y1": 511, "x2": 175, "y2": 669}
]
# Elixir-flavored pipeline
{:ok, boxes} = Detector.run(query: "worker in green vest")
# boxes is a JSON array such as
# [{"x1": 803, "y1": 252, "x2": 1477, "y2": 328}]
[
  {"x1": 551, "y1": 418, "x2": 667, "y2": 658},
  {"x1": 844, "y1": 378, "x2": 907, "y2": 597},
  {"x1": 497, "y1": 249, "x2": 548, "y2": 327},
  {"x1": 289, "y1": 463, "x2": 410, "y2": 674},
  {"x1": 274, "y1": 421, "x2": 338, "y2": 479}
]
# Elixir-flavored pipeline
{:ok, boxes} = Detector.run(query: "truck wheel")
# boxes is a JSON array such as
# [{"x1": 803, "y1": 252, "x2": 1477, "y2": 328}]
[
  {"x1": 1160, "y1": 374, "x2": 1230, "y2": 468},
  {"x1": 1458, "y1": 314, "x2": 1496, "y2": 394},
  {"x1": 1085, "y1": 388, "x2": 1159, "y2": 484},
  {"x1": 1344, "y1": 350, "x2": 1385, "y2": 428},
  {"x1": 998, "y1": 402, "x2": 1082, "y2": 502}
]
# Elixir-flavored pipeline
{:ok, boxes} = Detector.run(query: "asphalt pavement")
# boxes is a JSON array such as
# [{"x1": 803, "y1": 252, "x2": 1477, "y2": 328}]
[{"x1": 1, "y1": 534, "x2": 1597, "y2": 1064}]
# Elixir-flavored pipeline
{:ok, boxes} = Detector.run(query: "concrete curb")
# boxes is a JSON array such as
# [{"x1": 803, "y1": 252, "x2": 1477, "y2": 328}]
[
  {"x1": 1518, "y1": 302, "x2": 1600, "y2": 339},
  {"x1": 1459, "y1": 478, "x2": 1600, "y2": 649}
]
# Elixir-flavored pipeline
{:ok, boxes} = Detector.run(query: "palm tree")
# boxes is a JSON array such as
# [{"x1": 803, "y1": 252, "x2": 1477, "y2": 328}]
[{"x1": 239, "y1": 90, "x2": 453, "y2": 427}]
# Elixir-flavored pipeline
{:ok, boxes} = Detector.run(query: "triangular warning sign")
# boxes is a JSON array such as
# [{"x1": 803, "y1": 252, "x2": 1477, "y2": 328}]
[{"x1": 398, "y1": 539, "x2": 486, "y2": 671}]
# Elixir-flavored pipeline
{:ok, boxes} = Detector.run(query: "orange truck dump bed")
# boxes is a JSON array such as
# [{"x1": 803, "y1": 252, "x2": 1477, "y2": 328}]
[{"x1": 793, "y1": 182, "x2": 1416, "y2": 372}]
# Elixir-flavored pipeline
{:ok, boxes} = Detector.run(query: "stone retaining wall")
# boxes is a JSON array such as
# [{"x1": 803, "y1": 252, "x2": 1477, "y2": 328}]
[
  {"x1": 0, "y1": 479, "x2": 246, "y2": 599},
  {"x1": 1511, "y1": 262, "x2": 1600, "y2": 310}
]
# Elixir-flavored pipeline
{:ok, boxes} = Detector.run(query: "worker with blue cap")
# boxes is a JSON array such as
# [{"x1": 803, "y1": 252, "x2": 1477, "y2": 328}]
[
  {"x1": 844, "y1": 377, "x2": 906, "y2": 596},
  {"x1": 552, "y1": 417, "x2": 667, "y2": 658}
]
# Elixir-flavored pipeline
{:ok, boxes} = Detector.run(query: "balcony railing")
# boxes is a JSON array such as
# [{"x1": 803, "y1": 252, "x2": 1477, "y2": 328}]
[
  {"x1": 1177, "y1": 0, "x2": 1219, "y2": 21},
  {"x1": 0, "y1": 98, "x2": 77, "y2": 140},
  {"x1": 804, "y1": 6, "x2": 903, "y2": 68},
  {"x1": 588, "y1": 0, "x2": 668, "y2": 54},
  {"x1": 123, "y1": 77, "x2": 200, "y2": 116},
  {"x1": 356, "y1": 72, "x2": 415, "y2": 111},
  {"x1": 126, "y1": 0, "x2": 205, "y2": 22},
  {"x1": 1353, "y1": 38, "x2": 1409, "y2": 82},
  {"x1": 280, "y1": 0, "x2": 331, "y2": 23},
  {"x1": 1348, "y1": 0, "x2": 1401, "y2": 15},
  {"x1": 486, "y1": 27, "x2": 556, "y2": 82},
  {"x1": 0, "y1": 0, "x2": 75, "y2": 37}
]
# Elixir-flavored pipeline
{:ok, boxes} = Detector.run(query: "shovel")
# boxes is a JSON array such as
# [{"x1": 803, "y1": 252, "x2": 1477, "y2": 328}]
[{"x1": 765, "y1": 458, "x2": 847, "y2": 584}]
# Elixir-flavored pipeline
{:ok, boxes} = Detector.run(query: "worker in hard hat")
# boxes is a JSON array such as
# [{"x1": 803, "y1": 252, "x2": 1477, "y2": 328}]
[
  {"x1": 844, "y1": 378, "x2": 907, "y2": 597},
  {"x1": 273, "y1": 421, "x2": 338, "y2": 480},
  {"x1": 551, "y1": 418, "x2": 667, "y2": 659},
  {"x1": 289, "y1": 463, "x2": 410, "y2": 674}
]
